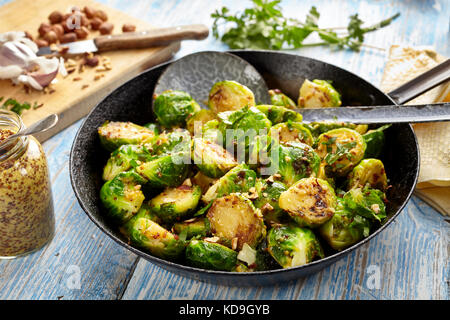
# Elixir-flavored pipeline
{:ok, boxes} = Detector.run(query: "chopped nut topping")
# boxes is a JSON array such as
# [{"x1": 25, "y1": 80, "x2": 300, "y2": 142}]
[
  {"x1": 204, "y1": 236, "x2": 220, "y2": 243},
  {"x1": 231, "y1": 237, "x2": 238, "y2": 250}
]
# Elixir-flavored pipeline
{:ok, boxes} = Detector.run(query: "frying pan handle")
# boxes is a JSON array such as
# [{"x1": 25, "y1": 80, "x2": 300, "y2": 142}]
[
  {"x1": 387, "y1": 59, "x2": 450, "y2": 105},
  {"x1": 94, "y1": 24, "x2": 209, "y2": 51}
]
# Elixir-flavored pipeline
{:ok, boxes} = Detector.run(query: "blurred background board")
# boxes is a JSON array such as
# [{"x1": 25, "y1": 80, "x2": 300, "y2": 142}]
[{"x1": 0, "y1": 0, "x2": 180, "y2": 141}]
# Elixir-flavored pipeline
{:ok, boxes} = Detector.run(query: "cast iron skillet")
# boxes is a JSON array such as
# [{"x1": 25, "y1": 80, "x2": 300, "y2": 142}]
[{"x1": 70, "y1": 50, "x2": 420, "y2": 286}]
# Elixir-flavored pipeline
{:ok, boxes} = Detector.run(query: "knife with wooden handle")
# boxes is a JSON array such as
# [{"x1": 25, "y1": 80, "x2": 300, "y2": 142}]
[{"x1": 37, "y1": 24, "x2": 209, "y2": 56}]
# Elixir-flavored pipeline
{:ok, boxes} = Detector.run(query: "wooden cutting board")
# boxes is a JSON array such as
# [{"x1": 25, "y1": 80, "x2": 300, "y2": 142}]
[{"x1": 0, "y1": 0, "x2": 180, "y2": 141}]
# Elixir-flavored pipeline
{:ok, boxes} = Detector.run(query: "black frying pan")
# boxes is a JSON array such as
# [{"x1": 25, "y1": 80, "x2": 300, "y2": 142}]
[{"x1": 69, "y1": 50, "x2": 433, "y2": 286}]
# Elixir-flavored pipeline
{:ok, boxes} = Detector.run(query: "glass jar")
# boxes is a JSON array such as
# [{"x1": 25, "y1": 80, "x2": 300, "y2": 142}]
[{"x1": 0, "y1": 110, "x2": 55, "y2": 259}]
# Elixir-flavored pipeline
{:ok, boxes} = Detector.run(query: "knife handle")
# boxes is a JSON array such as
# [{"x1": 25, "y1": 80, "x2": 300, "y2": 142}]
[{"x1": 94, "y1": 24, "x2": 209, "y2": 51}]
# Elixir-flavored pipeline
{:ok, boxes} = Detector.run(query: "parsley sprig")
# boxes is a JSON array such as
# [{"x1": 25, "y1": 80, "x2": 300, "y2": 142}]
[
  {"x1": 211, "y1": 0, "x2": 400, "y2": 51},
  {"x1": 324, "y1": 141, "x2": 357, "y2": 165}
]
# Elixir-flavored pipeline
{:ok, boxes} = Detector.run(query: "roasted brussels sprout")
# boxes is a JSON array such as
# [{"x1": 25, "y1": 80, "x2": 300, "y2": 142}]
[
  {"x1": 185, "y1": 240, "x2": 238, "y2": 271},
  {"x1": 153, "y1": 90, "x2": 201, "y2": 128},
  {"x1": 192, "y1": 138, "x2": 238, "y2": 178},
  {"x1": 218, "y1": 106, "x2": 272, "y2": 160},
  {"x1": 191, "y1": 171, "x2": 217, "y2": 194},
  {"x1": 362, "y1": 124, "x2": 390, "y2": 158},
  {"x1": 347, "y1": 159, "x2": 388, "y2": 191},
  {"x1": 267, "y1": 224, "x2": 324, "y2": 268},
  {"x1": 279, "y1": 177, "x2": 337, "y2": 228},
  {"x1": 103, "y1": 144, "x2": 156, "y2": 181},
  {"x1": 149, "y1": 183, "x2": 202, "y2": 224},
  {"x1": 122, "y1": 207, "x2": 185, "y2": 260},
  {"x1": 172, "y1": 217, "x2": 210, "y2": 239},
  {"x1": 256, "y1": 105, "x2": 303, "y2": 124},
  {"x1": 202, "y1": 164, "x2": 257, "y2": 203},
  {"x1": 186, "y1": 109, "x2": 218, "y2": 135},
  {"x1": 268, "y1": 89, "x2": 296, "y2": 109},
  {"x1": 343, "y1": 187, "x2": 387, "y2": 222},
  {"x1": 316, "y1": 128, "x2": 366, "y2": 177},
  {"x1": 100, "y1": 170, "x2": 147, "y2": 224},
  {"x1": 98, "y1": 121, "x2": 157, "y2": 152},
  {"x1": 136, "y1": 154, "x2": 190, "y2": 188},
  {"x1": 298, "y1": 79, "x2": 341, "y2": 108},
  {"x1": 270, "y1": 122, "x2": 314, "y2": 146},
  {"x1": 207, "y1": 193, "x2": 266, "y2": 250},
  {"x1": 274, "y1": 142, "x2": 321, "y2": 186},
  {"x1": 253, "y1": 179, "x2": 289, "y2": 223},
  {"x1": 208, "y1": 80, "x2": 255, "y2": 114},
  {"x1": 149, "y1": 128, "x2": 191, "y2": 156},
  {"x1": 319, "y1": 199, "x2": 371, "y2": 251}
]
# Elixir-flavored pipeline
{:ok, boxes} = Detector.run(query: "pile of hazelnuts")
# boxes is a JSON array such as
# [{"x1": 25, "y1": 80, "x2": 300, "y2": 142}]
[{"x1": 32, "y1": 6, "x2": 136, "y2": 48}]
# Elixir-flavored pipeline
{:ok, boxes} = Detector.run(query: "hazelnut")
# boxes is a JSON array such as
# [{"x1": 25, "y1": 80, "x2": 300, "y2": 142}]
[
  {"x1": 35, "y1": 39, "x2": 49, "y2": 48},
  {"x1": 90, "y1": 17, "x2": 103, "y2": 30},
  {"x1": 75, "y1": 26, "x2": 89, "y2": 39},
  {"x1": 48, "y1": 11, "x2": 63, "y2": 24},
  {"x1": 43, "y1": 30, "x2": 58, "y2": 44},
  {"x1": 51, "y1": 24, "x2": 64, "y2": 38},
  {"x1": 84, "y1": 55, "x2": 99, "y2": 67},
  {"x1": 61, "y1": 32, "x2": 77, "y2": 43},
  {"x1": 99, "y1": 22, "x2": 114, "y2": 35},
  {"x1": 94, "y1": 10, "x2": 108, "y2": 21},
  {"x1": 122, "y1": 24, "x2": 136, "y2": 33},
  {"x1": 83, "y1": 6, "x2": 96, "y2": 19},
  {"x1": 38, "y1": 23, "x2": 52, "y2": 37}
]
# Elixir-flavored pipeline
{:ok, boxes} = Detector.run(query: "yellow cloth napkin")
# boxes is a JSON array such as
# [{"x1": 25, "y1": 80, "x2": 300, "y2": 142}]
[{"x1": 380, "y1": 45, "x2": 450, "y2": 216}]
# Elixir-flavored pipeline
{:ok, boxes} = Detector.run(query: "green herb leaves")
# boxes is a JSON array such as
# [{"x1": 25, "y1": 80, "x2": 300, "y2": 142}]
[{"x1": 211, "y1": 0, "x2": 400, "y2": 51}]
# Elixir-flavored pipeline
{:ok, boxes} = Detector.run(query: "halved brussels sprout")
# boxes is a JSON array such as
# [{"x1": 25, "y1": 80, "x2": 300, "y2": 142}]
[
  {"x1": 192, "y1": 138, "x2": 238, "y2": 178},
  {"x1": 256, "y1": 105, "x2": 303, "y2": 124},
  {"x1": 149, "y1": 128, "x2": 191, "y2": 156},
  {"x1": 253, "y1": 179, "x2": 289, "y2": 224},
  {"x1": 343, "y1": 187, "x2": 387, "y2": 222},
  {"x1": 267, "y1": 224, "x2": 324, "y2": 268},
  {"x1": 208, "y1": 80, "x2": 255, "y2": 114},
  {"x1": 103, "y1": 144, "x2": 156, "y2": 181},
  {"x1": 317, "y1": 161, "x2": 335, "y2": 188},
  {"x1": 149, "y1": 183, "x2": 202, "y2": 224},
  {"x1": 172, "y1": 217, "x2": 210, "y2": 239},
  {"x1": 279, "y1": 177, "x2": 337, "y2": 228},
  {"x1": 136, "y1": 154, "x2": 190, "y2": 188},
  {"x1": 362, "y1": 124, "x2": 391, "y2": 158},
  {"x1": 298, "y1": 79, "x2": 341, "y2": 108},
  {"x1": 274, "y1": 142, "x2": 321, "y2": 186},
  {"x1": 185, "y1": 240, "x2": 238, "y2": 271},
  {"x1": 319, "y1": 199, "x2": 371, "y2": 251},
  {"x1": 270, "y1": 122, "x2": 314, "y2": 146},
  {"x1": 191, "y1": 171, "x2": 217, "y2": 194},
  {"x1": 153, "y1": 90, "x2": 201, "y2": 128},
  {"x1": 347, "y1": 159, "x2": 388, "y2": 191},
  {"x1": 316, "y1": 128, "x2": 366, "y2": 177},
  {"x1": 122, "y1": 208, "x2": 185, "y2": 260},
  {"x1": 268, "y1": 89, "x2": 296, "y2": 109},
  {"x1": 202, "y1": 164, "x2": 257, "y2": 203},
  {"x1": 98, "y1": 121, "x2": 157, "y2": 152},
  {"x1": 100, "y1": 170, "x2": 147, "y2": 224},
  {"x1": 186, "y1": 109, "x2": 218, "y2": 135},
  {"x1": 207, "y1": 193, "x2": 266, "y2": 250}
]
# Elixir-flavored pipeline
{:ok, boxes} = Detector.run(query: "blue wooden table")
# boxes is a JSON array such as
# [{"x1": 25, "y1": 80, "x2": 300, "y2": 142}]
[{"x1": 0, "y1": 0, "x2": 449, "y2": 300}]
